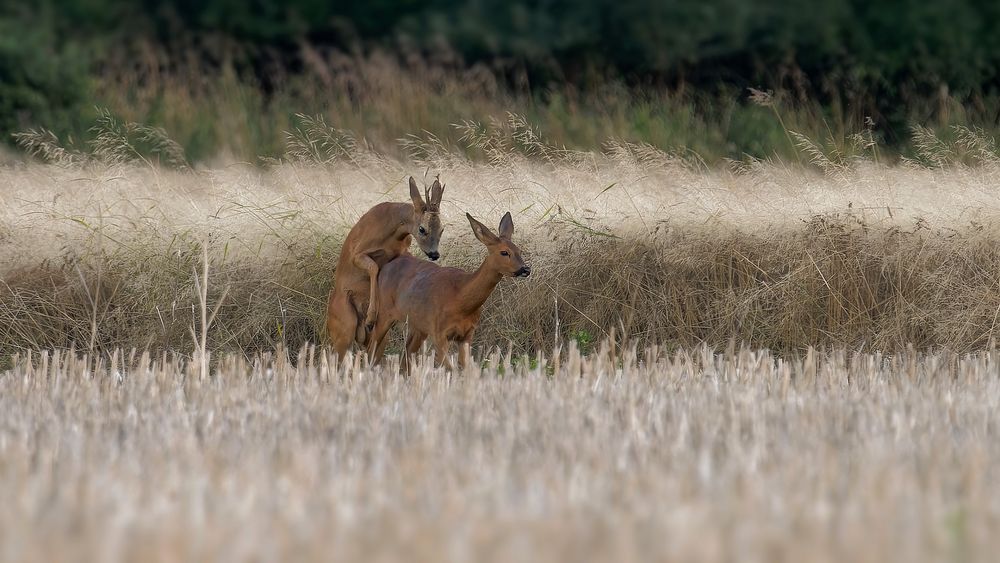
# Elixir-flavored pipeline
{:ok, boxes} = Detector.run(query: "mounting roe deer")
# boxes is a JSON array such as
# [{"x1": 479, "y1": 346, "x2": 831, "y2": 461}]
[
  {"x1": 366, "y1": 212, "x2": 530, "y2": 370},
  {"x1": 326, "y1": 177, "x2": 445, "y2": 358}
]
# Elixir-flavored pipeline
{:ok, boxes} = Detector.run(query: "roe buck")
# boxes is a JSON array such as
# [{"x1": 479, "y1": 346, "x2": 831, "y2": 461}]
[
  {"x1": 366, "y1": 211, "x2": 530, "y2": 370},
  {"x1": 325, "y1": 176, "x2": 445, "y2": 358}
]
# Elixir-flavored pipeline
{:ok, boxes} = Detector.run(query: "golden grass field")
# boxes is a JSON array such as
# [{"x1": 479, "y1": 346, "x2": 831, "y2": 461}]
[
  {"x1": 5, "y1": 147, "x2": 1000, "y2": 356},
  {"x1": 3, "y1": 148, "x2": 1000, "y2": 561}
]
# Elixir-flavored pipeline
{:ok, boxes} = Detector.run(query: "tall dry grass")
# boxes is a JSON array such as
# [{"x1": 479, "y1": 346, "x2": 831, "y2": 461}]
[
  {"x1": 85, "y1": 47, "x2": 955, "y2": 165},
  {"x1": 1, "y1": 343, "x2": 998, "y2": 562},
  {"x1": 4, "y1": 137, "x2": 1000, "y2": 360}
]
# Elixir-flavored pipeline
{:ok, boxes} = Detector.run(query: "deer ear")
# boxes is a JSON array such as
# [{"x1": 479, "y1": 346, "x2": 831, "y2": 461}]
[
  {"x1": 498, "y1": 211, "x2": 514, "y2": 239},
  {"x1": 409, "y1": 177, "x2": 426, "y2": 210},
  {"x1": 467, "y1": 213, "x2": 500, "y2": 246},
  {"x1": 430, "y1": 179, "x2": 444, "y2": 206}
]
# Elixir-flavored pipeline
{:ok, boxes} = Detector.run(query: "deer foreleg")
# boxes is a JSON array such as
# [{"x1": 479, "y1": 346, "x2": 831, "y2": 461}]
[
  {"x1": 458, "y1": 332, "x2": 475, "y2": 370},
  {"x1": 433, "y1": 335, "x2": 452, "y2": 370},
  {"x1": 401, "y1": 331, "x2": 425, "y2": 375},
  {"x1": 351, "y1": 250, "x2": 381, "y2": 330}
]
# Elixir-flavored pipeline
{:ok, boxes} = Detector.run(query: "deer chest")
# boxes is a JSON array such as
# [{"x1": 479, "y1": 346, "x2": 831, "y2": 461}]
[{"x1": 446, "y1": 313, "x2": 481, "y2": 342}]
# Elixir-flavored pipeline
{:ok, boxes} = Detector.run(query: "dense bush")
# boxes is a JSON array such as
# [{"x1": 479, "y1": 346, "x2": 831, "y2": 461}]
[
  {"x1": 5, "y1": 0, "x2": 1000, "y2": 159},
  {"x1": 27, "y1": 0, "x2": 1000, "y2": 92},
  {"x1": 0, "y1": 15, "x2": 91, "y2": 139}
]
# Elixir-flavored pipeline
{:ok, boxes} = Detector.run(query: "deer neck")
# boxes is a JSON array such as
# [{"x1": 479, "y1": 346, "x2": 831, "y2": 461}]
[
  {"x1": 404, "y1": 206, "x2": 420, "y2": 230},
  {"x1": 455, "y1": 260, "x2": 503, "y2": 314},
  {"x1": 390, "y1": 205, "x2": 418, "y2": 240}
]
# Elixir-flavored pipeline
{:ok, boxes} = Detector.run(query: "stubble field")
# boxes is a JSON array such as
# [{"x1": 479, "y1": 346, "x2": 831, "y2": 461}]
[{"x1": 3, "y1": 344, "x2": 1000, "y2": 562}]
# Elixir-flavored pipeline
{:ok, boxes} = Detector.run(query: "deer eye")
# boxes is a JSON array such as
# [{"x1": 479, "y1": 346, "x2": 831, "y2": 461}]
[
  {"x1": 419, "y1": 227, "x2": 427, "y2": 235},
  {"x1": 500, "y1": 250, "x2": 510, "y2": 257}
]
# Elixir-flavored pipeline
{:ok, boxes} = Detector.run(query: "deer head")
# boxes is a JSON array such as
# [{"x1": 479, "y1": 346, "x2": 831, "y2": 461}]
[
  {"x1": 409, "y1": 176, "x2": 445, "y2": 261},
  {"x1": 467, "y1": 212, "x2": 530, "y2": 278}
]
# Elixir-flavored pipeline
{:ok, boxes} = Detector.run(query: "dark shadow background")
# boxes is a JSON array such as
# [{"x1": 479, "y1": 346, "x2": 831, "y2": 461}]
[{"x1": 3, "y1": 0, "x2": 999, "y2": 161}]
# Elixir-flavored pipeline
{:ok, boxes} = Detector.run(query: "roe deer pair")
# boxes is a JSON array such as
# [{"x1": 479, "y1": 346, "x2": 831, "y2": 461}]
[
  {"x1": 325, "y1": 177, "x2": 445, "y2": 358},
  {"x1": 367, "y1": 212, "x2": 530, "y2": 370}
]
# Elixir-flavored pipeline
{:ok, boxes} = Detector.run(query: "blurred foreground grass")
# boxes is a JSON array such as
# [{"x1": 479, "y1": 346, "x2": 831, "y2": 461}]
[{"x1": 1, "y1": 342, "x2": 997, "y2": 561}]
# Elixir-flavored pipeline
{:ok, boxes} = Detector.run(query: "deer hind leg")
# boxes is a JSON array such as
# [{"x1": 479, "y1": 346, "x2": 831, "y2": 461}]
[
  {"x1": 349, "y1": 295, "x2": 369, "y2": 347},
  {"x1": 432, "y1": 335, "x2": 452, "y2": 370},
  {"x1": 366, "y1": 316, "x2": 395, "y2": 366},
  {"x1": 403, "y1": 331, "x2": 427, "y2": 374},
  {"x1": 326, "y1": 290, "x2": 359, "y2": 361}
]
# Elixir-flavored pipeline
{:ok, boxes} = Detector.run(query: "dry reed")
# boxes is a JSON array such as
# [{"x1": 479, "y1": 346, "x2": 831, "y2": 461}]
[{"x1": 4, "y1": 145, "x2": 1000, "y2": 359}]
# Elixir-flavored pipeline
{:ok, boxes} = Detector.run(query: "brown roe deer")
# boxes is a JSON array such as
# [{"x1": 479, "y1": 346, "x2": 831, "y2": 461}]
[
  {"x1": 367, "y1": 212, "x2": 530, "y2": 370},
  {"x1": 326, "y1": 177, "x2": 445, "y2": 358}
]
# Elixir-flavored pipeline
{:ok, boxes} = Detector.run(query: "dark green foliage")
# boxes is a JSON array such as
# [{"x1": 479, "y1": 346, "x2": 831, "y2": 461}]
[
  {"x1": 0, "y1": 14, "x2": 92, "y2": 139},
  {"x1": 5, "y1": 0, "x2": 1000, "y2": 159}
]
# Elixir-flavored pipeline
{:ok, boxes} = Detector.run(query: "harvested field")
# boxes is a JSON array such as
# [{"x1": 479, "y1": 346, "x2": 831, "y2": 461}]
[{"x1": 1, "y1": 344, "x2": 997, "y2": 562}]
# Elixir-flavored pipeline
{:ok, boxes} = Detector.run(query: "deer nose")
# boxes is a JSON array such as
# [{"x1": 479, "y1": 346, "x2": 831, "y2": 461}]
[
  {"x1": 426, "y1": 251, "x2": 440, "y2": 261},
  {"x1": 515, "y1": 265, "x2": 531, "y2": 277}
]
